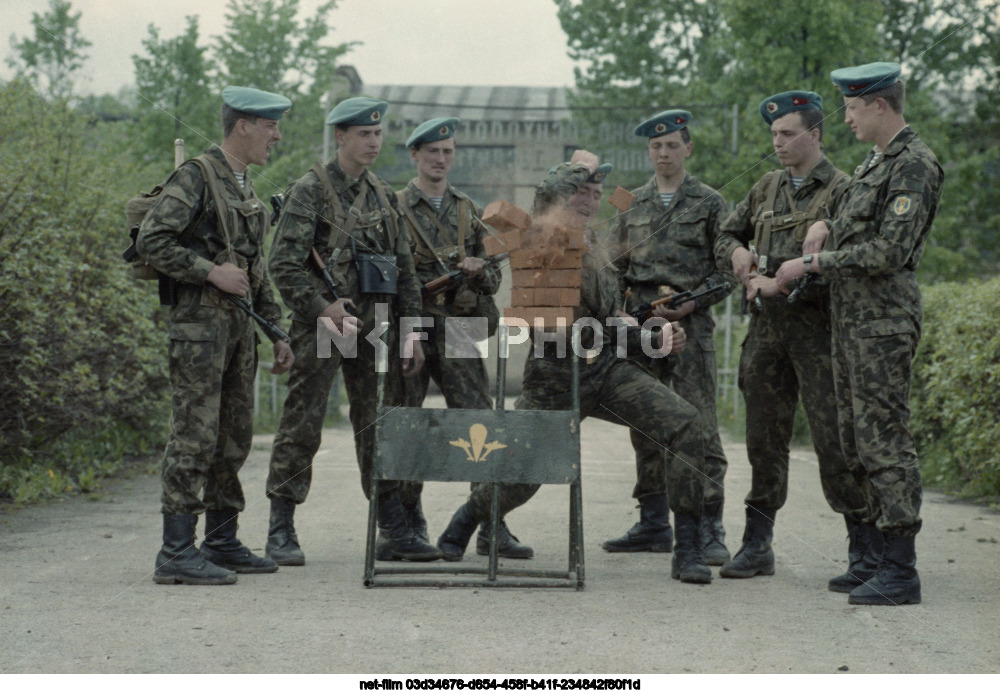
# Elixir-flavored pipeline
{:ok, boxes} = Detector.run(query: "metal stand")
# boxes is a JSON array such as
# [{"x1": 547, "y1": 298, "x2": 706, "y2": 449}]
[{"x1": 363, "y1": 321, "x2": 584, "y2": 589}]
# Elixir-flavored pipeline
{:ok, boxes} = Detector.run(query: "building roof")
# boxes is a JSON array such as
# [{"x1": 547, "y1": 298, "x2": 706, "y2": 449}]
[{"x1": 364, "y1": 85, "x2": 572, "y2": 124}]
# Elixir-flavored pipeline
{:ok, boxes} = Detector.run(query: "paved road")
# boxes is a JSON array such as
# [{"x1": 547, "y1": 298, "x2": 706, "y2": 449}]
[{"x1": 2, "y1": 396, "x2": 998, "y2": 674}]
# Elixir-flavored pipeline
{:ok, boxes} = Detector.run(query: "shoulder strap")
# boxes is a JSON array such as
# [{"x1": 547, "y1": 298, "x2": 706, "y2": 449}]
[
  {"x1": 753, "y1": 170, "x2": 783, "y2": 274},
  {"x1": 312, "y1": 163, "x2": 370, "y2": 252},
  {"x1": 191, "y1": 156, "x2": 236, "y2": 264},
  {"x1": 456, "y1": 198, "x2": 470, "y2": 260},
  {"x1": 395, "y1": 188, "x2": 447, "y2": 264}
]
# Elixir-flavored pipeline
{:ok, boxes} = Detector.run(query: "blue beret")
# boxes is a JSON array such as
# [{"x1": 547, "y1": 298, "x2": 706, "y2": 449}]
[
  {"x1": 221, "y1": 86, "x2": 291, "y2": 120},
  {"x1": 547, "y1": 161, "x2": 613, "y2": 184},
  {"x1": 830, "y1": 62, "x2": 902, "y2": 96},
  {"x1": 759, "y1": 91, "x2": 823, "y2": 125},
  {"x1": 326, "y1": 96, "x2": 388, "y2": 126},
  {"x1": 634, "y1": 110, "x2": 692, "y2": 138},
  {"x1": 406, "y1": 117, "x2": 459, "y2": 148}
]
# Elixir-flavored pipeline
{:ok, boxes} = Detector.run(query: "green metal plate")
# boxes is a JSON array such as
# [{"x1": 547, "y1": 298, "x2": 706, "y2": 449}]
[{"x1": 374, "y1": 407, "x2": 580, "y2": 484}]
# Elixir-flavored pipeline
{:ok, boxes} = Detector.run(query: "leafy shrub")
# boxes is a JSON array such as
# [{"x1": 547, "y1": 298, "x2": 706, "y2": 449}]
[
  {"x1": 912, "y1": 277, "x2": 1000, "y2": 501},
  {"x1": 0, "y1": 80, "x2": 169, "y2": 498}
]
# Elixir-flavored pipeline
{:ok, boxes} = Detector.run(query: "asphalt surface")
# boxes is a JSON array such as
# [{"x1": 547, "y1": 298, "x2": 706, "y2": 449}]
[{"x1": 1, "y1": 396, "x2": 998, "y2": 675}]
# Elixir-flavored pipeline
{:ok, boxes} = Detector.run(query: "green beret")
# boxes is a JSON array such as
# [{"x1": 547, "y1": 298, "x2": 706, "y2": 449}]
[
  {"x1": 406, "y1": 117, "x2": 459, "y2": 148},
  {"x1": 830, "y1": 62, "x2": 901, "y2": 96},
  {"x1": 326, "y1": 96, "x2": 388, "y2": 126},
  {"x1": 221, "y1": 86, "x2": 291, "y2": 120},
  {"x1": 547, "y1": 161, "x2": 612, "y2": 184},
  {"x1": 759, "y1": 91, "x2": 822, "y2": 124},
  {"x1": 634, "y1": 110, "x2": 692, "y2": 138}
]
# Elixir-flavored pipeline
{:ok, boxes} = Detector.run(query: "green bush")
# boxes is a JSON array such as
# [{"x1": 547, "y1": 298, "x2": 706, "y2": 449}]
[
  {"x1": 0, "y1": 80, "x2": 169, "y2": 500},
  {"x1": 912, "y1": 277, "x2": 1000, "y2": 502}
]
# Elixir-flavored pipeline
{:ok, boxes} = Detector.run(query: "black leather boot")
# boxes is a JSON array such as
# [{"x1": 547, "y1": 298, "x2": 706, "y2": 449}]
[
  {"x1": 436, "y1": 503, "x2": 478, "y2": 562},
  {"x1": 719, "y1": 506, "x2": 775, "y2": 578},
  {"x1": 828, "y1": 517, "x2": 882, "y2": 593},
  {"x1": 404, "y1": 496, "x2": 431, "y2": 544},
  {"x1": 701, "y1": 500, "x2": 730, "y2": 566},
  {"x1": 476, "y1": 519, "x2": 534, "y2": 559},
  {"x1": 602, "y1": 493, "x2": 673, "y2": 552},
  {"x1": 265, "y1": 496, "x2": 305, "y2": 566},
  {"x1": 153, "y1": 513, "x2": 236, "y2": 585},
  {"x1": 671, "y1": 513, "x2": 712, "y2": 584},
  {"x1": 200, "y1": 509, "x2": 278, "y2": 574},
  {"x1": 848, "y1": 533, "x2": 921, "y2": 605},
  {"x1": 376, "y1": 495, "x2": 442, "y2": 562}
]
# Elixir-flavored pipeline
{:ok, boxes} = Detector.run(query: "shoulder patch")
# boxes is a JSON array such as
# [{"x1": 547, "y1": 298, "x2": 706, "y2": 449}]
[{"x1": 891, "y1": 195, "x2": 912, "y2": 215}]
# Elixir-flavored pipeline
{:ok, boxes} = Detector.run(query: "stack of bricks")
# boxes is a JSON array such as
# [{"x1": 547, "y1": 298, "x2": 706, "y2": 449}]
[{"x1": 480, "y1": 200, "x2": 584, "y2": 329}]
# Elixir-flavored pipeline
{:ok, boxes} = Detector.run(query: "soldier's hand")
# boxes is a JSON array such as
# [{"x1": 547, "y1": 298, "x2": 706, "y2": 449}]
[
  {"x1": 614, "y1": 309, "x2": 639, "y2": 327},
  {"x1": 207, "y1": 262, "x2": 250, "y2": 296},
  {"x1": 773, "y1": 259, "x2": 805, "y2": 293},
  {"x1": 401, "y1": 333, "x2": 425, "y2": 377},
  {"x1": 731, "y1": 246, "x2": 758, "y2": 285},
  {"x1": 652, "y1": 301, "x2": 693, "y2": 321},
  {"x1": 458, "y1": 256, "x2": 486, "y2": 277},
  {"x1": 747, "y1": 274, "x2": 781, "y2": 299},
  {"x1": 653, "y1": 321, "x2": 673, "y2": 356},
  {"x1": 321, "y1": 298, "x2": 361, "y2": 334},
  {"x1": 270, "y1": 340, "x2": 295, "y2": 375},
  {"x1": 670, "y1": 322, "x2": 687, "y2": 353},
  {"x1": 803, "y1": 221, "x2": 830, "y2": 254}
]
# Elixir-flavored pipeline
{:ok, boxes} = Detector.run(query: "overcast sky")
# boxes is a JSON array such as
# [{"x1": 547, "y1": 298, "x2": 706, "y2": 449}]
[{"x1": 1, "y1": 0, "x2": 580, "y2": 95}]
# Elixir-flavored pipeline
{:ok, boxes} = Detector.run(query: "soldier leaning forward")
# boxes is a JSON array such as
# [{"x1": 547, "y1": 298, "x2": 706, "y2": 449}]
[
  {"x1": 609, "y1": 109, "x2": 733, "y2": 565},
  {"x1": 714, "y1": 90, "x2": 870, "y2": 588},
  {"x1": 138, "y1": 86, "x2": 294, "y2": 585},
  {"x1": 436, "y1": 155, "x2": 716, "y2": 584},
  {"x1": 265, "y1": 97, "x2": 439, "y2": 565}
]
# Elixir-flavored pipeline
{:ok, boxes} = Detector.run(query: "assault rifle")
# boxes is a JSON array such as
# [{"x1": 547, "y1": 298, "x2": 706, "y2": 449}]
[
  {"x1": 225, "y1": 294, "x2": 290, "y2": 344},
  {"x1": 629, "y1": 282, "x2": 731, "y2": 323},
  {"x1": 422, "y1": 253, "x2": 505, "y2": 299}
]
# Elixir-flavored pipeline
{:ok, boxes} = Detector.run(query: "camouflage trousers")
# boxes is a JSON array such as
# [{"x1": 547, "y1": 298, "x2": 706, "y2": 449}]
[
  {"x1": 463, "y1": 353, "x2": 707, "y2": 522},
  {"x1": 267, "y1": 308, "x2": 418, "y2": 503},
  {"x1": 832, "y1": 323, "x2": 922, "y2": 536},
  {"x1": 630, "y1": 323, "x2": 728, "y2": 506},
  {"x1": 160, "y1": 305, "x2": 257, "y2": 515},
  {"x1": 401, "y1": 314, "x2": 494, "y2": 507},
  {"x1": 739, "y1": 311, "x2": 868, "y2": 519}
]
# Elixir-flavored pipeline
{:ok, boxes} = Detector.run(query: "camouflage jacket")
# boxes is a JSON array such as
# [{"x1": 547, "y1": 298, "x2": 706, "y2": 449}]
[
  {"x1": 818, "y1": 127, "x2": 944, "y2": 333},
  {"x1": 268, "y1": 159, "x2": 422, "y2": 323},
  {"x1": 615, "y1": 173, "x2": 730, "y2": 343},
  {"x1": 396, "y1": 179, "x2": 501, "y2": 316},
  {"x1": 136, "y1": 145, "x2": 281, "y2": 322},
  {"x1": 716, "y1": 156, "x2": 850, "y2": 317}
]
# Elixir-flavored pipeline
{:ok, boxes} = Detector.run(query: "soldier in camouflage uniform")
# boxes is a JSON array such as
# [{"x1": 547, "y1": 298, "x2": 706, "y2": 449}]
[
  {"x1": 395, "y1": 118, "x2": 531, "y2": 560},
  {"x1": 609, "y1": 110, "x2": 733, "y2": 565},
  {"x1": 138, "y1": 86, "x2": 295, "y2": 585},
  {"x1": 775, "y1": 63, "x2": 944, "y2": 605},
  {"x1": 714, "y1": 91, "x2": 870, "y2": 585},
  {"x1": 265, "y1": 97, "x2": 439, "y2": 564},
  {"x1": 437, "y1": 152, "x2": 715, "y2": 584}
]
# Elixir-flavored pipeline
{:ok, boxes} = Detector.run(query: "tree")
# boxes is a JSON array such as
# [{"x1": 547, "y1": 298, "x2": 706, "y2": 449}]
[
  {"x1": 555, "y1": 0, "x2": 1000, "y2": 278},
  {"x1": 213, "y1": 0, "x2": 358, "y2": 198},
  {"x1": 131, "y1": 16, "x2": 216, "y2": 165},
  {"x1": 6, "y1": 0, "x2": 91, "y2": 100}
]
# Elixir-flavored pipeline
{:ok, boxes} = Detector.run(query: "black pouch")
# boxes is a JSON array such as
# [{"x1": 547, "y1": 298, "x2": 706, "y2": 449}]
[{"x1": 356, "y1": 252, "x2": 398, "y2": 295}]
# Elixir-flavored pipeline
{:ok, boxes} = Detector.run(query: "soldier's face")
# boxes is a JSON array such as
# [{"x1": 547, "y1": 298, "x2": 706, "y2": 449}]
[
  {"x1": 770, "y1": 112, "x2": 818, "y2": 169},
  {"x1": 566, "y1": 181, "x2": 603, "y2": 223},
  {"x1": 647, "y1": 131, "x2": 691, "y2": 178},
  {"x1": 843, "y1": 96, "x2": 879, "y2": 143},
  {"x1": 243, "y1": 117, "x2": 281, "y2": 167},
  {"x1": 411, "y1": 138, "x2": 455, "y2": 183},
  {"x1": 337, "y1": 125, "x2": 383, "y2": 169}
]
